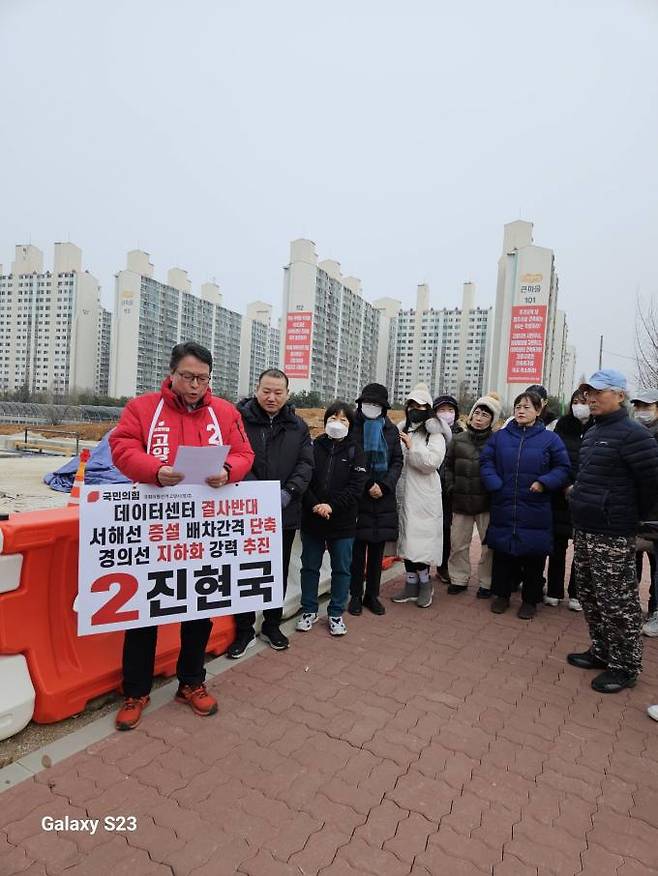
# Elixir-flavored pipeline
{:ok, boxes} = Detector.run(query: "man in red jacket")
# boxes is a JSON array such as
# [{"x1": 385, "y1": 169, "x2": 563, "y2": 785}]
[{"x1": 109, "y1": 341, "x2": 254, "y2": 730}]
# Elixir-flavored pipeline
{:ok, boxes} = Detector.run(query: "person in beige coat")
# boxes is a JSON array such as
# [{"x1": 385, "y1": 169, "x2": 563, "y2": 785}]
[{"x1": 391, "y1": 383, "x2": 451, "y2": 608}]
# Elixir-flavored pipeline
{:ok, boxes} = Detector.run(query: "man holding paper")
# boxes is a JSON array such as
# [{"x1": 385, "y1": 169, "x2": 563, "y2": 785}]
[{"x1": 109, "y1": 341, "x2": 254, "y2": 730}]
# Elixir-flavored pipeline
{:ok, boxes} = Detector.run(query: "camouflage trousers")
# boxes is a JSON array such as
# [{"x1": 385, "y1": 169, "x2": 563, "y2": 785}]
[{"x1": 573, "y1": 530, "x2": 643, "y2": 676}]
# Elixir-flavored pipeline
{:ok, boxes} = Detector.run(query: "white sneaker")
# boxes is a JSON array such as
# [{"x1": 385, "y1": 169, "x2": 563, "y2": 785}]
[
  {"x1": 543, "y1": 596, "x2": 560, "y2": 607},
  {"x1": 648, "y1": 704, "x2": 658, "y2": 722},
  {"x1": 329, "y1": 616, "x2": 347, "y2": 636},
  {"x1": 642, "y1": 611, "x2": 658, "y2": 637},
  {"x1": 568, "y1": 598, "x2": 583, "y2": 612},
  {"x1": 296, "y1": 612, "x2": 318, "y2": 632}
]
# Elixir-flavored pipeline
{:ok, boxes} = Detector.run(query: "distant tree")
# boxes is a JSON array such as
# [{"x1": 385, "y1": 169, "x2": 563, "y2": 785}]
[
  {"x1": 288, "y1": 390, "x2": 323, "y2": 408},
  {"x1": 547, "y1": 395, "x2": 562, "y2": 417},
  {"x1": 457, "y1": 380, "x2": 477, "y2": 416},
  {"x1": 635, "y1": 295, "x2": 658, "y2": 389}
]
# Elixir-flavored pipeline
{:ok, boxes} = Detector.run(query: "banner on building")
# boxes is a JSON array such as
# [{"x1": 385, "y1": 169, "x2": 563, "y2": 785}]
[
  {"x1": 283, "y1": 311, "x2": 312, "y2": 378},
  {"x1": 506, "y1": 304, "x2": 547, "y2": 384},
  {"x1": 77, "y1": 481, "x2": 283, "y2": 636}
]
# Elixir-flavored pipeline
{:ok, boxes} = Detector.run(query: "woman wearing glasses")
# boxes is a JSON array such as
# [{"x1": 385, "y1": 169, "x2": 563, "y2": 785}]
[
  {"x1": 480, "y1": 390, "x2": 570, "y2": 620},
  {"x1": 109, "y1": 341, "x2": 254, "y2": 730}
]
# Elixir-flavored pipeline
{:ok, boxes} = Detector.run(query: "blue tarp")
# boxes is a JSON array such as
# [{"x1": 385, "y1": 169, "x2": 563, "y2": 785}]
[{"x1": 43, "y1": 430, "x2": 130, "y2": 493}]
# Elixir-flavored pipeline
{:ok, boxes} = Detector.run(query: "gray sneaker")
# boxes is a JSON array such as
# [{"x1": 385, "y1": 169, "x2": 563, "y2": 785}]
[
  {"x1": 391, "y1": 575, "x2": 419, "y2": 603},
  {"x1": 417, "y1": 578, "x2": 434, "y2": 608}
]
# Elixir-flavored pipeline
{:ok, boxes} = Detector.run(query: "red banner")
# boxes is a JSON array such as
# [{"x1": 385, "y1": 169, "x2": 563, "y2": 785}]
[
  {"x1": 506, "y1": 305, "x2": 547, "y2": 383},
  {"x1": 283, "y1": 312, "x2": 312, "y2": 378}
]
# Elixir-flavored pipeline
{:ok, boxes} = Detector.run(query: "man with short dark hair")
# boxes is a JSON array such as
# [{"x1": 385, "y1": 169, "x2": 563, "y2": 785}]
[
  {"x1": 229, "y1": 368, "x2": 313, "y2": 656},
  {"x1": 109, "y1": 341, "x2": 255, "y2": 729},
  {"x1": 567, "y1": 370, "x2": 658, "y2": 693}
]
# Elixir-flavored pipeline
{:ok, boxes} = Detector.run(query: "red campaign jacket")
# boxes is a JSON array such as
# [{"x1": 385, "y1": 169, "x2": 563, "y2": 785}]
[{"x1": 109, "y1": 379, "x2": 255, "y2": 486}]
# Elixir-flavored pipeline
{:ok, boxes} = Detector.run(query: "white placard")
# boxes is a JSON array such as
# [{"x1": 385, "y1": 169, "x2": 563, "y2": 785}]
[
  {"x1": 77, "y1": 481, "x2": 283, "y2": 636},
  {"x1": 173, "y1": 444, "x2": 230, "y2": 484}
]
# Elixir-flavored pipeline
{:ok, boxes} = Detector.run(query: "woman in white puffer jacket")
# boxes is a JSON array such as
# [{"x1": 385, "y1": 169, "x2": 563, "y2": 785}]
[{"x1": 391, "y1": 382, "x2": 452, "y2": 608}]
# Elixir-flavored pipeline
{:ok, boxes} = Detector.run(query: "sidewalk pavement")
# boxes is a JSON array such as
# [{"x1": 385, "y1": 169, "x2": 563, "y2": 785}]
[{"x1": 1, "y1": 571, "x2": 657, "y2": 876}]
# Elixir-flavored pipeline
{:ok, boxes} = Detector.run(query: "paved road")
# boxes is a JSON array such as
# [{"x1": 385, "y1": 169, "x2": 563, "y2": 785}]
[{"x1": 1, "y1": 572, "x2": 657, "y2": 875}]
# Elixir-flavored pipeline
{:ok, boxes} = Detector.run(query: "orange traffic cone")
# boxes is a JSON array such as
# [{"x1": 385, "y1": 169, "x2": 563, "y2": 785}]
[{"x1": 68, "y1": 448, "x2": 91, "y2": 506}]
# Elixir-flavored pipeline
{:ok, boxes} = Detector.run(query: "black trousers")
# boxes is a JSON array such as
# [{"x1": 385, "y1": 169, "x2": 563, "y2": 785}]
[
  {"x1": 235, "y1": 527, "x2": 296, "y2": 633},
  {"x1": 122, "y1": 618, "x2": 212, "y2": 698},
  {"x1": 350, "y1": 540, "x2": 386, "y2": 598},
  {"x1": 546, "y1": 536, "x2": 578, "y2": 599},
  {"x1": 637, "y1": 549, "x2": 657, "y2": 613},
  {"x1": 491, "y1": 551, "x2": 546, "y2": 605},
  {"x1": 404, "y1": 559, "x2": 429, "y2": 573},
  {"x1": 440, "y1": 496, "x2": 453, "y2": 569}
]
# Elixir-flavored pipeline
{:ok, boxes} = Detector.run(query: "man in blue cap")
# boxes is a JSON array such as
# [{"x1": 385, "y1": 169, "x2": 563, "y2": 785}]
[{"x1": 567, "y1": 370, "x2": 658, "y2": 693}]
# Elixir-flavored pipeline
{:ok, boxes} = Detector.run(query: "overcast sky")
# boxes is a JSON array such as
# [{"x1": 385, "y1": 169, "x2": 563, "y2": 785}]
[{"x1": 1, "y1": 0, "x2": 656, "y2": 380}]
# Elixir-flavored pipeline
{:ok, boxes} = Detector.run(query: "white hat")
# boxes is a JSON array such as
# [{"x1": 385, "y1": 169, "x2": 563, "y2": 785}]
[
  {"x1": 469, "y1": 392, "x2": 502, "y2": 422},
  {"x1": 406, "y1": 382, "x2": 433, "y2": 406}
]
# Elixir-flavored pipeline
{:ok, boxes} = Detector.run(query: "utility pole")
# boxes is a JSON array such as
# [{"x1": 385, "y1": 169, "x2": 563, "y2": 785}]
[{"x1": 599, "y1": 335, "x2": 603, "y2": 370}]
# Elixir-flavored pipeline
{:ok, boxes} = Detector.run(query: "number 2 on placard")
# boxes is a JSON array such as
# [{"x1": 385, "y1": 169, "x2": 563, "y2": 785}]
[{"x1": 90, "y1": 573, "x2": 140, "y2": 626}]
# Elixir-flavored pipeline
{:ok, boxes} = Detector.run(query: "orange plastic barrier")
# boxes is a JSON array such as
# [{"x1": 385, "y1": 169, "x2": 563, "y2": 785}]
[
  {"x1": 0, "y1": 507, "x2": 235, "y2": 724},
  {"x1": 381, "y1": 556, "x2": 400, "y2": 570}
]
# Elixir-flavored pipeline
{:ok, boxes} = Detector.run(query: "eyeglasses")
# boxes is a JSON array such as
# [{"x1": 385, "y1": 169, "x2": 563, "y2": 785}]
[{"x1": 176, "y1": 371, "x2": 210, "y2": 385}]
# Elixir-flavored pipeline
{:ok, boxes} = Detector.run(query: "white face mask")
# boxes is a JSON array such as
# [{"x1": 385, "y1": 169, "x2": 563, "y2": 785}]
[
  {"x1": 325, "y1": 419, "x2": 349, "y2": 440},
  {"x1": 361, "y1": 403, "x2": 382, "y2": 419},
  {"x1": 437, "y1": 410, "x2": 456, "y2": 426},
  {"x1": 572, "y1": 403, "x2": 590, "y2": 422},
  {"x1": 635, "y1": 409, "x2": 656, "y2": 424}
]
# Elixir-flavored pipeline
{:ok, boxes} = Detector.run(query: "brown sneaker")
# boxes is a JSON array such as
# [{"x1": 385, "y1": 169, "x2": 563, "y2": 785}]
[
  {"x1": 115, "y1": 695, "x2": 150, "y2": 731},
  {"x1": 175, "y1": 683, "x2": 218, "y2": 716}
]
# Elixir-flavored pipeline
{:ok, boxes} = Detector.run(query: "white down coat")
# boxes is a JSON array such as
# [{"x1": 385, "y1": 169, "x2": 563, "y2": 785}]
[{"x1": 396, "y1": 418, "x2": 449, "y2": 564}]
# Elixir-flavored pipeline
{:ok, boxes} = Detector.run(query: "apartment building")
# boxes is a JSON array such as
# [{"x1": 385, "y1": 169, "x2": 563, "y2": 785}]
[
  {"x1": 387, "y1": 282, "x2": 492, "y2": 405},
  {"x1": 0, "y1": 242, "x2": 103, "y2": 397},
  {"x1": 281, "y1": 239, "x2": 381, "y2": 402},
  {"x1": 96, "y1": 306, "x2": 112, "y2": 396},
  {"x1": 110, "y1": 251, "x2": 242, "y2": 400},
  {"x1": 237, "y1": 301, "x2": 281, "y2": 398},
  {"x1": 488, "y1": 220, "x2": 575, "y2": 406}
]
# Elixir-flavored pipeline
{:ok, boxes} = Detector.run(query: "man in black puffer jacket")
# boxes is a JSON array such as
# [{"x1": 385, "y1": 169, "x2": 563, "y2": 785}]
[
  {"x1": 229, "y1": 369, "x2": 314, "y2": 657},
  {"x1": 567, "y1": 370, "x2": 658, "y2": 693}
]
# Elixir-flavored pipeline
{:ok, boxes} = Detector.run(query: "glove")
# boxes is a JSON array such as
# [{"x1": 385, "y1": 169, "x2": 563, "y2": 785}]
[{"x1": 280, "y1": 489, "x2": 292, "y2": 509}]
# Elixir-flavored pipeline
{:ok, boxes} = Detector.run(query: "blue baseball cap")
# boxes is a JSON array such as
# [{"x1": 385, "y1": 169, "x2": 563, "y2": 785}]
[{"x1": 581, "y1": 369, "x2": 628, "y2": 391}]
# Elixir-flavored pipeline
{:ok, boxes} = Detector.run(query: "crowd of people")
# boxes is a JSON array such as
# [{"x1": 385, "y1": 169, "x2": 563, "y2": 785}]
[{"x1": 108, "y1": 341, "x2": 658, "y2": 730}]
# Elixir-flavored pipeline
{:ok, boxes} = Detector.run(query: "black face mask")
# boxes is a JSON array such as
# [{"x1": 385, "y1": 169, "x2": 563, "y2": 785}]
[{"x1": 408, "y1": 408, "x2": 431, "y2": 425}]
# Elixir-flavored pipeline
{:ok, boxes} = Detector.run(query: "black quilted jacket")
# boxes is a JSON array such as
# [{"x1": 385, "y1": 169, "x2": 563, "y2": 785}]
[{"x1": 571, "y1": 407, "x2": 658, "y2": 535}]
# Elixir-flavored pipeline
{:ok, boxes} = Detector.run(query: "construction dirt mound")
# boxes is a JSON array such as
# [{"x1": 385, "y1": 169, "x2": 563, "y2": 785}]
[{"x1": 0, "y1": 407, "x2": 407, "y2": 442}]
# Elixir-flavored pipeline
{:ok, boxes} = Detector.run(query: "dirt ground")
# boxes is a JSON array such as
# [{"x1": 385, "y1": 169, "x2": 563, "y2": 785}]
[
  {"x1": 0, "y1": 455, "x2": 71, "y2": 515},
  {"x1": 0, "y1": 422, "x2": 116, "y2": 441}
]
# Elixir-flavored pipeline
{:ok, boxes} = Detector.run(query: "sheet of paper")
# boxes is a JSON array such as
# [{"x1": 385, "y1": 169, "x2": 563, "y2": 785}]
[{"x1": 173, "y1": 445, "x2": 230, "y2": 484}]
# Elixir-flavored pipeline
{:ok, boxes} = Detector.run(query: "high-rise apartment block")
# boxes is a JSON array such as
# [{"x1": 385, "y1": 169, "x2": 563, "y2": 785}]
[
  {"x1": 282, "y1": 240, "x2": 382, "y2": 402},
  {"x1": 385, "y1": 282, "x2": 492, "y2": 405},
  {"x1": 110, "y1": 251, "x2": 243, "y2": 400},
  {"x1": 238, "y1": 301, "x2": 281, "y2": 398},
  {"x1": 96, "y1": 306, "x2": 112, "y2": 396},
  {"x1": 0, "y1": 243, "x2": 105, "y2": 397},
  {"x1": 488, "y1": 221, "x2": 575, "y2": 406}
]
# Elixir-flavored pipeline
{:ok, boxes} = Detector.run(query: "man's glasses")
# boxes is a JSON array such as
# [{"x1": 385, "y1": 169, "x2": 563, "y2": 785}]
[{"x1": 176, "y1": 371, "x2": 210, "y2": 385}]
